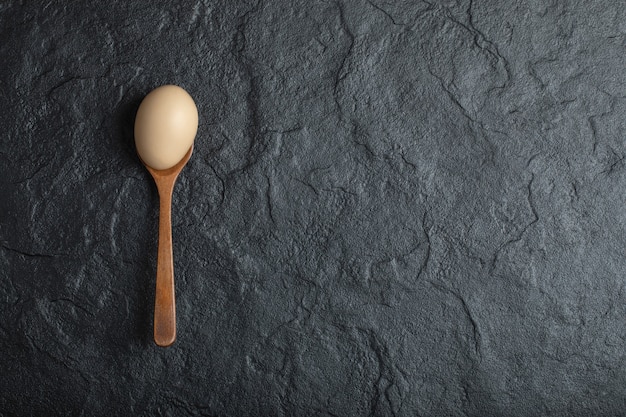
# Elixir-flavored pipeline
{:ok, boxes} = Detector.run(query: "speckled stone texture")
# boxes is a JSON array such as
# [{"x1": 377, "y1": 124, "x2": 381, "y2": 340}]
[{"x1": 1, "y1": 0, "x2": 625, "y2": 415}]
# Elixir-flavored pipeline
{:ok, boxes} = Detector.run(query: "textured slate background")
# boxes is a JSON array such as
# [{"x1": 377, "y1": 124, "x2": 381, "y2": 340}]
[{"x1": 1, "y1": 0, "x2": 626, "y2": 415}]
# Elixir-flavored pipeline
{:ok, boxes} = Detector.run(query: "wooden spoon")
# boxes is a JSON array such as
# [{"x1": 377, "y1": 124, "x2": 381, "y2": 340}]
[
  {"x1": 134, "y1": 85, "x2": 198, "y2": 347},
  {"x1": 141, "y1": 146, "x2": 193, "y2": 347}
]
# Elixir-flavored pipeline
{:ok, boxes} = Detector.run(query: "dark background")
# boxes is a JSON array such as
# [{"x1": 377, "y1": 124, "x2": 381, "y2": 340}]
[{"x1": 1, "y1": 1, "x2": 625, "y2": 416}]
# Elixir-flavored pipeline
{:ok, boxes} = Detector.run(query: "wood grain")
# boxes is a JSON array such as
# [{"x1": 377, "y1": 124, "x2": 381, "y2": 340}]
[{"x1": 143, "y1": 146, "x2": 193, "y2": 347}]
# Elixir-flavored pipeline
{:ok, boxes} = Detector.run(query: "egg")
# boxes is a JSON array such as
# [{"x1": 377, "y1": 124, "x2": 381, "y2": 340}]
[{"x1": 134, "y1": 85, "x2": 198, "y2": 170}]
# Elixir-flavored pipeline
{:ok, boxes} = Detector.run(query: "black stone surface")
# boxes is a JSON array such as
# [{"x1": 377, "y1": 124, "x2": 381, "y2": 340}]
[{"x1": 1, "y1": 1, "x2": 625, "y2": 415}]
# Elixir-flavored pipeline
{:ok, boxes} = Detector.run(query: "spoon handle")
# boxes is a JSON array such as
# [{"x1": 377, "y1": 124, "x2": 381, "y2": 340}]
[{"x1": 154, "y1": 181, "x2": 176, "y2": 347}]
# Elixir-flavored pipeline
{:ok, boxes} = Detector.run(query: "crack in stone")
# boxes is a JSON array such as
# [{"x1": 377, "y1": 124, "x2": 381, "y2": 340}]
[
  {"x1": 489, "y1": 173, "x2": 539, "y2": 274},
  {"x1": 229, "y1": 0, "x2": 267, "y2": 176},
  {"x1": 367, "y1": 1, "x2": 401, "y2": 26},
  {"x1": 0, "y1": 243, "x2": 67, "y2": 259},
  {"x1": 332, "y1": 0, "x2": 355, "y2": 120},
  {"x1": 265, "y1": 173, "x2": 276, "y2": 225},
  {"x1": 434, "y1": 0, "x2": 512, "y2": 92},
  {"x1": 588, "y1": 95, "x2": 617, "y2": 155},
  {"x1": 51, "y1": 297, "x2": 95, "y2": 318},
  {"x1": 426, "y1": 66, "x2": 497, "y2": 165},
  {"x1": 427, "y1": 280, "x2": 482, "y2": 362},
  {"x1": 291, "y1": 175, "x2": 320, "y2": 196},
  {"x1": 418, "y1": 211, "x2": 432, "y2": 281}
]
